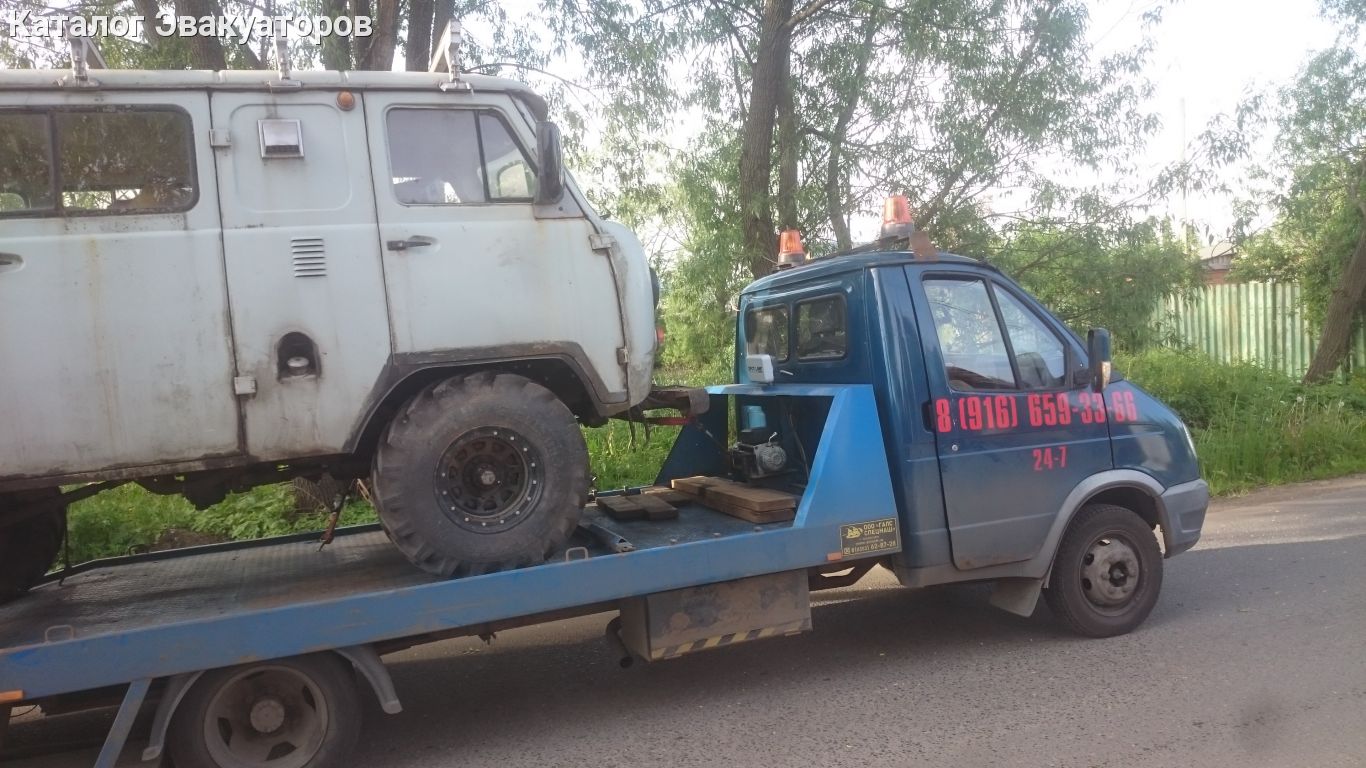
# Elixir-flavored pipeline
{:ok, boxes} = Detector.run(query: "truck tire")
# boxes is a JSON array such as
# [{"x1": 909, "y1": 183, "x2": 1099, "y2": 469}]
[
  {"x1": 168, "y1": 653, "x2": 361, "y2": 768},
  {"x1": 1044, "y1": 503, "x2": 1163, "y2": 638},
  {"x1": 0, "y1": 490, "x2": 65, "y2": 605},
  {"x1": 371, "y1": 372, "x2": 589, "y2": 577}
]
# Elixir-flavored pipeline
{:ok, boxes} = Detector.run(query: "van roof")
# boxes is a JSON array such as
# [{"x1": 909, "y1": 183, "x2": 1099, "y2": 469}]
[{"x1": 0, "y1": 69, "x2": 549, "y2": 116}]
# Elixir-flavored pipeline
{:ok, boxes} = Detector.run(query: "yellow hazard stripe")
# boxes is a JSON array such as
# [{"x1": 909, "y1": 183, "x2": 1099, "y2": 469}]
[{"x1": 650, "y1": 619, "x2": 812, "y2": 660}]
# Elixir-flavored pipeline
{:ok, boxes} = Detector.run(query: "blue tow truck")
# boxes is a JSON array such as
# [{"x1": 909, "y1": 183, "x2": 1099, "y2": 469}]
[{"x1": 0, "y1": 205, "x2": 1208, "y2": 768}]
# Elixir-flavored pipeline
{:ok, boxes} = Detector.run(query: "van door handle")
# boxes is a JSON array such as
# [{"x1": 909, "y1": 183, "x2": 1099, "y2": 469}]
[
  {"x1": 386, "y1": 237, "x2": 435, "y2": 252},
  {"x1": 0, "y1": 253, "x2": 22, "y2": 273}
]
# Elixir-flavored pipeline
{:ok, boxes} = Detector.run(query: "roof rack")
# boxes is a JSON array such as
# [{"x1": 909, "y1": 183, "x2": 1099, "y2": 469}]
[{"x1": 429, "y1": 21, "x2": 473, "y2": 92}]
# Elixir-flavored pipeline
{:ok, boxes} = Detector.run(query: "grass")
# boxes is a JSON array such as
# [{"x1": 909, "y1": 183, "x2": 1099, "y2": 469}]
[
  {"x1": 61, "y1": 350, "x2": 1366, "y2": 562},
  {"x1": 1120, "y1": 348, "x2": 1366, "y2": 495}
]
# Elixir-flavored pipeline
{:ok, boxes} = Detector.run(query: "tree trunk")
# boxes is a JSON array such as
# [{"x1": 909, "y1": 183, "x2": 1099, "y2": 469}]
[
  {"x1": 432, "y1": 0, "x2": 455, "y2": 59},
  {"x1": 1303, "y1": 225, "x2": 1366, "y2": 382},
  {"x1": 824, "y1": 11, "x2": 879, "y2": 250},
  {"x1": 775, "y1": 54, "x2": 800, "y2": 232},
  {"x1": 405, "y1": 0, "x2": 435, "y2": 72},
  {"x1": 176, "y1": 0, "x2": 226, "y2": 69},
  {"x1": 738, "y1": 0, "x2": 795, "y2": 280},
  {"x1": 320, "y1": 0, "x2": 353, "y2": 69},
  {"x1": 356, "y1": 0, "x2": 400, "y2": 71}
]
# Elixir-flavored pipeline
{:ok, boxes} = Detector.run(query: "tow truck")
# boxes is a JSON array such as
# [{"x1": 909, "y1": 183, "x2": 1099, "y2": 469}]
[{"x1": 0, "y1": 199, "x2": 1208, "y2": 768}]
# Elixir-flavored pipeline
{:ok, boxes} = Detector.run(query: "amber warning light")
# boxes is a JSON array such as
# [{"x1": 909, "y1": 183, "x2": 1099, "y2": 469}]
[
  {"x1": 776, "y1": 229, "x2": 806, "y2": 269},
  {"x1": 880, "y1": 195, "x2": 916, "y2": 239}
]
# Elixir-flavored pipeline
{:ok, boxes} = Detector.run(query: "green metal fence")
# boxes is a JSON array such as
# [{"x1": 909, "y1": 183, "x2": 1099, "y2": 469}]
[{"x1": 1157, "y1": 281, "x2": 1366, "y2": 379}]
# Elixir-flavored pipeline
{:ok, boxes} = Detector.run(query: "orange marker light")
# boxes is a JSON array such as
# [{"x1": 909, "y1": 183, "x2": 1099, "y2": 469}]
[
  {"x1": 776, "y1": 228, "x2": 806, "y2": 269},
  {"x1": 337, "y1": 90, "x2": 356, "y2": 111},
  {"x1": 880, "y1": 194, "x2": 916, "y2": 239}
]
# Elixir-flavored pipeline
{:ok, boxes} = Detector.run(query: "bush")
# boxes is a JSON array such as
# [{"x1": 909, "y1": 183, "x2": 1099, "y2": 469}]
[{"x1": 1120, "y1": 348, "x2": 1366, "y2": 494}]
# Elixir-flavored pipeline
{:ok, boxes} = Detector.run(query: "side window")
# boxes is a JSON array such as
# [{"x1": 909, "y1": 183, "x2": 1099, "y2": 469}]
[
  {"x1": 0, "y1": 109, "x2": 194, "y2": 217},
  {"x1": 924, "y1": 278, "x2": 1015, "y2": 391},
  {"x1": 744, "y1": 305, "x2": 790, "y2": 362},
  {"x1": 385, "y1": 108, "x2": 535, "y2": 205},
  {"x1": 796, "y1": 295, "x2": 847, "y2": 360},
  {"x1": 56, "y1": 110, "x2": 196, "y2": 214},
  {"x1": 994, "y1": 288, "x2": 1067, "y2": 388},
  {"x1": 0, "y1": 113, "x2": 55, "y2": 214}
]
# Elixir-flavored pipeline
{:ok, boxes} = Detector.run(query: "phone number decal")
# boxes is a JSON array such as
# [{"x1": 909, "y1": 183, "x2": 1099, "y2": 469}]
[{"x1": 933, "y1": 390, "x2": 1139, "y2": 434}]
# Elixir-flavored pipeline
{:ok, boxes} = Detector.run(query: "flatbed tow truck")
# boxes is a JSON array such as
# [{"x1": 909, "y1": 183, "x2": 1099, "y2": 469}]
[{"x1": 0, "y1": 212, "x2": 1209, "y2": 768}]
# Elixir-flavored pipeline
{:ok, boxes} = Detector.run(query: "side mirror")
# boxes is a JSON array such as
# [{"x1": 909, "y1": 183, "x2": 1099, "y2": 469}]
[
  {"x1": 534, "y1": 120, "x2": 565, "y2": 206},
  {"x1": 1087, "y1": 328, "x2": 1112, "y2": 392}
]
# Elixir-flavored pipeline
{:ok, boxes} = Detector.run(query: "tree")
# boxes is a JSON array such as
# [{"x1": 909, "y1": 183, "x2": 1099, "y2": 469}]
[{"x1": 1232, "y1": 7, "x2": 1366, "y2": 382}]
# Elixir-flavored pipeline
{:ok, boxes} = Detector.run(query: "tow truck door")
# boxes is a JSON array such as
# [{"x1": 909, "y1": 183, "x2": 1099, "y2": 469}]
[{"x1": 909, "y1": 268, "x2": 1112, "y2": 569}]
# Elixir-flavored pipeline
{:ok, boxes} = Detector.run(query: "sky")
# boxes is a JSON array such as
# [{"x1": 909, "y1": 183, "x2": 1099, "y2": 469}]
[{"x1": 1088, "y1": 0, "x2": 1341, "y2": 234}]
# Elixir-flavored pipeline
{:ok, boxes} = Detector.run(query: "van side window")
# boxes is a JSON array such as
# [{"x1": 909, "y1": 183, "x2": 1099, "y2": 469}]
[
  {"x1": 796, "y1": 295, "x2": 847, "y2": 360},
  {"x1": 386, "y1": 109, "x2": 535, "y2": 205},
  {"x1": 744, "y1": 306, "x2": 790, "y2": 362},
  {"x1": 56, "y1": 110, "x2": 196, "y2": 214},
  {"x1": 0, "y1": 109, "x2": 193, "y2": 216},
  {"x1": 924, "y1": 278, "x2": 1015, "y2": 391},
  {"x1": 0, "y1": 113, "x2": 55, "y2": 214},
  {"x1": 994, "y1": 288, "x2": 1067, "y2": 388}
]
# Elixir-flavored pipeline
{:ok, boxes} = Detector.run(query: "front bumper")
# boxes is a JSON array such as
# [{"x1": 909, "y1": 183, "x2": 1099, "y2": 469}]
[{"x1": 1159, "y1": 478, "x2": 1209, "y2": 557}]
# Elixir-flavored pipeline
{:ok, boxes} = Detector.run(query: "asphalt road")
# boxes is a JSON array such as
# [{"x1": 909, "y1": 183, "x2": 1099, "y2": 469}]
[{"x1": 9, "y1": 475, "x2": 1366, "y2": 767}]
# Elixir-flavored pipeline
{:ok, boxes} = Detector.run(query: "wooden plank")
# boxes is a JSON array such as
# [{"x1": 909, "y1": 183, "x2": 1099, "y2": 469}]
[
  {"x1": 639, "y1": 487, "x2": 691, "y2": 505},
  {"x1": 596, "y1": 495, "x2": 645, "y2": 521},
  {"x1": 633, "y1": 494, "x2": 678, "y2": 520},
  {"x1": 693, "y1": 494, "x2": 794, "y2": 524},
  {"x1": 670, "y1": 476, "x2": 797, "y2": 512}
]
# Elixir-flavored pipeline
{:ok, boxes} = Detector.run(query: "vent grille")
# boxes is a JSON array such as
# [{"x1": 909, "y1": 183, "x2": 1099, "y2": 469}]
[{"x1": 291, "y1": 237, "x2": 326, "y2": 278}]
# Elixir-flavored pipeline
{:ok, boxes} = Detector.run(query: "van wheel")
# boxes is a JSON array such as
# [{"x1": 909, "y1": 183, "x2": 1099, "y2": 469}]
[
  {"x1": 0, "y1": 490, "x2": 66, "y2": 605},
  {"x1": 168, "y1": 654, "x2": 361, "y2": 768},
  {"x1": 1044, "y1": 503, "x2": 1163, "y2": 638},
  {"x1": 371, "y1": 372, "x2": 588, "y2": 576}
]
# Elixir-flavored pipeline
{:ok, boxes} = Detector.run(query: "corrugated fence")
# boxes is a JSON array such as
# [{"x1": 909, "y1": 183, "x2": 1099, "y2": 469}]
[{"x1": 1157, "y1": 281, "x2": 1366, "y2": 379}]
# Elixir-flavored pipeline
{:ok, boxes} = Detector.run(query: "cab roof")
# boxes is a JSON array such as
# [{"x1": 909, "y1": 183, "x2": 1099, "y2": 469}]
[{"x1": 742, "y1": 249, "x2": 995, "y2": 295}]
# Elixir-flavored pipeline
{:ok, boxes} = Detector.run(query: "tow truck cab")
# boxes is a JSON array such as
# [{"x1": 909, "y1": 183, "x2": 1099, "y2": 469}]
[{"x1": 735, "y1": 248, "x2": 1209, "y2": 594}]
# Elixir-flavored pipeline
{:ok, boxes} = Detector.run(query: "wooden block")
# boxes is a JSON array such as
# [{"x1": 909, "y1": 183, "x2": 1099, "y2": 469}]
[
  {"x1": 640, "y1": 487, "x2": 691, "y2": 505},
  {"x1": 634, "y1": 494, "x2": 678, "y2": 520},
  {"x1": 696, "y1": 494, "x2": 795, "y2": 524},
  {"x1": 596, "y1": 494, "x2": 646, "y2": 521},
  {"x1": 670, "y1": 476, "x2": 797, "y2": 513}
]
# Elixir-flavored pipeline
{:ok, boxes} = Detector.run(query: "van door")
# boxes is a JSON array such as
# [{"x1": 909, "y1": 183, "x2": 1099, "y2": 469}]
[
  {"x1": 361, "y1": 93, "x2": 625, "y2": 397},
  {"x1": 209, "y1": 91, "x2": 391, "y2": 458},
  {"x1": 911, "y1": 270, "x2": 1112, "y2": 569},
  {"x1": 0, "y1": 95, "x2": 241, "y2": 480}
]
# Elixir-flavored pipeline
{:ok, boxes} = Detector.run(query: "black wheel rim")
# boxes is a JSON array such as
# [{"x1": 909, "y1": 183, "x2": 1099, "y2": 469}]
[{"x1": 434, "y1": 427, "x2": 544, "y2": 533}]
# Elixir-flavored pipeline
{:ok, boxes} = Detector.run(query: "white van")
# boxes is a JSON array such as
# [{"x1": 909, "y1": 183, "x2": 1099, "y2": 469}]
[{"x1": 0, "y1": 67, "x2": 657, "y2": 600}]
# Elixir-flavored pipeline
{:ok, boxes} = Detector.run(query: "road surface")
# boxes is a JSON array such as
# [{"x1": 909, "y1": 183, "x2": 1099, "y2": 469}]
[{"x1": 8, "y1": 475, "x2": 1366, "y2": 767}]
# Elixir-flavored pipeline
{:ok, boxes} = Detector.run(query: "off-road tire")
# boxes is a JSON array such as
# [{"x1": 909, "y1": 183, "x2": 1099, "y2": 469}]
[
  {"x1": 1044, "y1": 503, "x2": 1163, "y2": 638},
  {"x1": 0, "y1": 489, "x2": 66, "y2": 605},
  {"x1": 371, "y1": 372, "x2": 589, "y2": 577},
  {"x1": 168, "y1": 653, "x2": 361, "y2": 768}
]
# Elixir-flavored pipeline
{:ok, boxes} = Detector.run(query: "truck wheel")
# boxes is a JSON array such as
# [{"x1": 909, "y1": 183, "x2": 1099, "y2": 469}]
[
  {"x1": 0, "y1": 490, "x2": 65, "y2": 605},
  {"x1": 1044, "y1": 503, "x2": 1163, "y2": 638},
  {"x1": 372, "y1": 372, "x2": 589, "y2": 576},
  {"x1": 168, "y1": 654, "x2": 361, "y2": 768}
]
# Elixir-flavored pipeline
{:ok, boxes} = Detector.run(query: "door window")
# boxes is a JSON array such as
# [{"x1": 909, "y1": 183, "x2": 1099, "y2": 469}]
[
  {"x1": 994, "y1": 288, "x2": 1067, "y2": 388},
  {"x1": 385, "y1": 108, "x2": 535, "y2": 205},
  {"x1": 924, "y1": 278, "x2": 1015, "y2": 390}
]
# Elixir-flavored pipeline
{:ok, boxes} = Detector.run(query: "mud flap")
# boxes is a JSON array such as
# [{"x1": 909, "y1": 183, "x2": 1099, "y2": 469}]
[{"x1": 989, "y1": 577, "x2": 1043, "y2": 617}]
